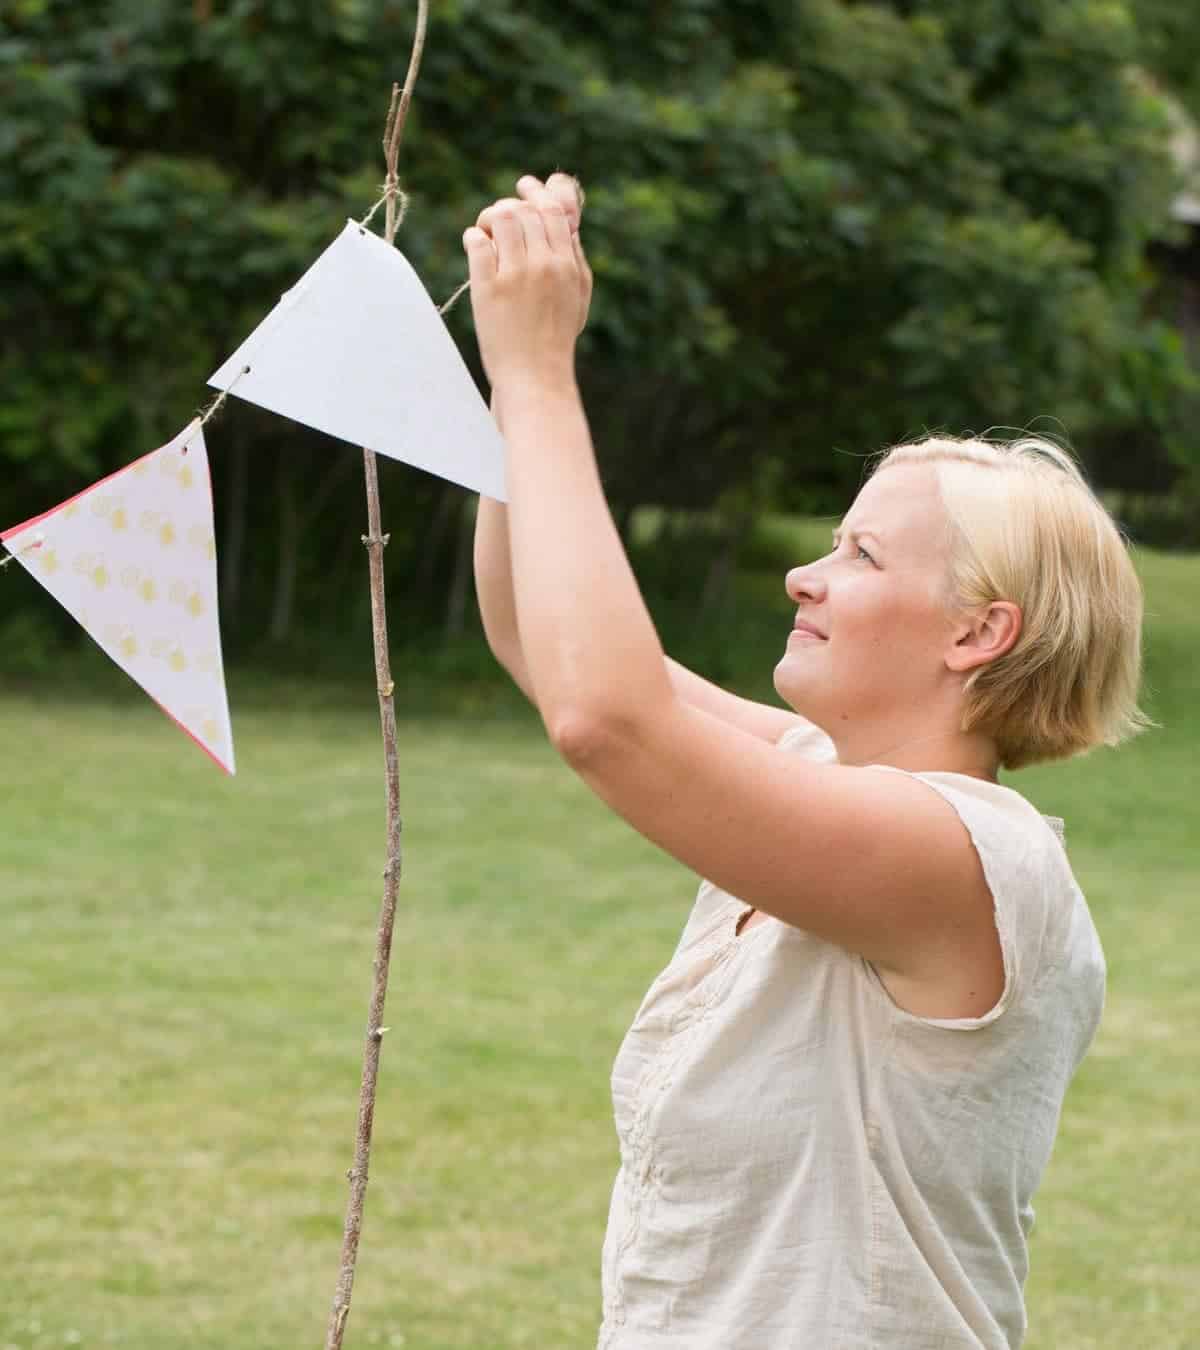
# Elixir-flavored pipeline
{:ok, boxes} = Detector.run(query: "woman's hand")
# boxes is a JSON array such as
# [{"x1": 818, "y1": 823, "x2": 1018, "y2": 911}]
[
  {"x1": 514, "y1": 173, "x2": 593, "y2": 335},
  {"x1": 463, "y1": 172, "x2": 593, "y2": 393}
]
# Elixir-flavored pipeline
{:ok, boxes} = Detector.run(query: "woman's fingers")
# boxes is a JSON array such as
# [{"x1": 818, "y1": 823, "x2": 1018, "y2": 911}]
[
  {"x1": 511, "y1": 175, "x2": 593, "y2": 334},
  {"x1": 462, "y1": 226, "x2": 497, "y2": 289},
  {"x1": 548, "y1": 172, "x2": 584, "y2": 221},
  {"x1": 572, "y1": 230, "x2": 592, "y2": 288},
  {"x1": 520, "y1": 199, "x2": 574, "y2": 268},
  {"x1": 495, "y1": 174, "x2": 585, "y2": 231},
  {"x1": 531, "y1": 191, "x2": 574, "y2": 256},
  {"x1": 487, "y1": 204, "x2": 527, "y2": 273},
  {"x1": 517, "y1": 173, "x2": 583, "y2": 232},
  {"x1": 476, "y1": 175, "x2": 584, "y2": 281},
  {"x1": 515, "y1": 174, "x2": 544, "y2": 202},
  {"x1": 480, "y1": 198, "x2": 575, "y2": 274},
  {"x1": 476, "y1": 196, "x2": 522, "y2": 237}
]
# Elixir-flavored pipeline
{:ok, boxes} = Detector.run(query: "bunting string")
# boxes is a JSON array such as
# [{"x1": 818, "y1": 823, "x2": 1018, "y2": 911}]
[
  {"x1": 357, "y1": 178, "x2": 471, "y2": 316},
  {"x1": 1, "y1": 366, "x2": 252, "y2": 573},
  {"x1": 184, "y1": 364, "x2": 253, "y2": 450},
  {"x1": 3, "y1": 174, "x2": 484, "y2": 576},
  {"x1": 0, "y1": 533, "x2": 43, "y2": 570},
  {"x1": 0, "y1": 130, "x2": 516, "y2": 778},
  {"x1": 358, "y1": 181, "x2": 410, "y2": 234},
  {"x1": 438, "y1": 279, "x2": 472, "y2": 316}
]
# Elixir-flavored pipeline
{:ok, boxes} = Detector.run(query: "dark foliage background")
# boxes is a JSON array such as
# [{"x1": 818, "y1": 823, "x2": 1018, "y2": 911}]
[{"x1": 2, "y1": 0, "x2": 1197, "y2": 672}]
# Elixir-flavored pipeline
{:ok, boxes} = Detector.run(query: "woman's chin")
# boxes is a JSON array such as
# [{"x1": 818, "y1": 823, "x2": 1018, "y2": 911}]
[{"x1": 773, "y1": 664, "x2": 815, "y2": 708}]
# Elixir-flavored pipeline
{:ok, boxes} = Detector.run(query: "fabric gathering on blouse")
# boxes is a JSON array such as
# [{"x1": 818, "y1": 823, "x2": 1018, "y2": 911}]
[{"x1": 597, "y1": 717, "x2": 1106, "y2": 1350}]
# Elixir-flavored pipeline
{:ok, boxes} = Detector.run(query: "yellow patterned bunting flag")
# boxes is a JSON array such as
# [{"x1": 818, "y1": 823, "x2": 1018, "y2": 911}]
[{"x1": 2, "y1": 422, "x2": 235, "y2": 774}]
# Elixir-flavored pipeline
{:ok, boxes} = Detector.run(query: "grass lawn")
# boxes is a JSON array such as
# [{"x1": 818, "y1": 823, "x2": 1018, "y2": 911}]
[{"x1": 1, "y1": 530, "x2": 1197, "y2": 1349}]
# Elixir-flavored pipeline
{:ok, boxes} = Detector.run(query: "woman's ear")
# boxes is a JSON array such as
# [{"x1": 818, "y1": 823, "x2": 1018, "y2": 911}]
[{"x1": 946, "y1": 601, "x2": 1022, "y2": 674}]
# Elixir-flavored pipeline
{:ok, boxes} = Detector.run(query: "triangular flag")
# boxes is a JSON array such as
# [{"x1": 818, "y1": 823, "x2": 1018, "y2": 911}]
[
  {"x1": 2, "y1": 423, "x2": 236, "y2": 774},
  {"x1": 208, "y1": 220, "x2": 507, "y2": 502}
]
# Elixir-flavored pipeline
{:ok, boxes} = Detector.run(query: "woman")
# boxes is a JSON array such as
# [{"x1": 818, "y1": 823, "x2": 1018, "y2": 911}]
[{"x1": 463, "y1": 173, "x2": 1145, "y2": 1349}]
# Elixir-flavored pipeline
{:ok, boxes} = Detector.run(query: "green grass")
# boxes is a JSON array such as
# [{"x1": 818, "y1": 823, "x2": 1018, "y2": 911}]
[{"x1": 1, "y1": 529, "x2": 1197, "y2": 1349}]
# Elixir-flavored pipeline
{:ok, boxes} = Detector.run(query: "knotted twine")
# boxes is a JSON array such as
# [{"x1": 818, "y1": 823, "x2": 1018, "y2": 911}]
[{"x1": 358, "y1": 180, "x2": 471, "y2": 315}]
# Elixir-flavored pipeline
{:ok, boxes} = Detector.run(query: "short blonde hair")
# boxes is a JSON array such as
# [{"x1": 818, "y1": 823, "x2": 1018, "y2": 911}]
[{"x1": 872, "y1": 434, "x2": 1151, "y2": 770}]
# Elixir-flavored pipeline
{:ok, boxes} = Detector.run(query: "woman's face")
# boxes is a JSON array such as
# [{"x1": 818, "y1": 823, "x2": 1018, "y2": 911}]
[{"x1": 773, "y1": 462, "x2": 963, "y2": 740}]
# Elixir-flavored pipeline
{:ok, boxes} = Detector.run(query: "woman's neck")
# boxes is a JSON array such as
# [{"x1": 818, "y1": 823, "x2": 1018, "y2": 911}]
[{"x1": 832, "y1": 725, "x2": 1001, "y2": 782}]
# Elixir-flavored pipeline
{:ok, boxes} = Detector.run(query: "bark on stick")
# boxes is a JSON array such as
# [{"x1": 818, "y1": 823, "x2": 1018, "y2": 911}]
[{"x1": 323, "y1": 2, "x2": 429, "y2": 1344}]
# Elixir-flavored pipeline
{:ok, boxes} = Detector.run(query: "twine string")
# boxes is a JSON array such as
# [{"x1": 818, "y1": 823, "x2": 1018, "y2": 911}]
[
  {"x1": 180, "y1": 364, "x2": 253, "y2": 454},
  {"x1": 199, "y1": 362, "x2": 252, "y2": 428},
  {"x1": 1, "y1": 531, "x2": 45, "y2": 571},
  {"x1": 3, "y1": 365, "x2": 254, "y2": 574},
  {"x1": 359, "y1": 178, "x2": 471, "y2": 316},
  {"x1": 358, "y1": 181, "x2": 410, "y2": 234},
  {"x1": 438, "y1": 279, "x2": 471, "y2": 316},
  {"x1": 8, "y1": 180, "x2": 486, "y2": 576},
  {"x1": 433, "y1": 175, "x2": 581, "y2": 316}
]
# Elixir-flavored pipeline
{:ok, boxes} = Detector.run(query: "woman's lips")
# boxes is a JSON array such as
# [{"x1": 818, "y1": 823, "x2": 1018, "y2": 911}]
[{"x1": 788, "y1": 629, "x2": 825, "y2": 641}]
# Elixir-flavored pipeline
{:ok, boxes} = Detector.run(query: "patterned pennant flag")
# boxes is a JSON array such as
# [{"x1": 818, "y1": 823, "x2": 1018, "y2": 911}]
[
  {"x1": 208, "y1": 220, "x2": 508, "y2": 502},
  {"x1": 1, "y1": 422, "x2": 235, "y2": 774}
]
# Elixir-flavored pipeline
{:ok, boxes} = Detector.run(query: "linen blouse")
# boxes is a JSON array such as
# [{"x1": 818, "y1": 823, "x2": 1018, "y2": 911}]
[{"x1": 598, "y1": 718, "x2": 1106, "y2": 1349}]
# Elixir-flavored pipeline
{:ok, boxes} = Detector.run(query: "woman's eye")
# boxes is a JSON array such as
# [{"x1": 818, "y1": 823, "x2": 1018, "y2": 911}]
[{"x1": 856, "y1": 545, "x2": 874, "y2": 563}]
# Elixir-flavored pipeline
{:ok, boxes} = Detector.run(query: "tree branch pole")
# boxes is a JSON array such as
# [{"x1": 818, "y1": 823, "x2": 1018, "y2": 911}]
[{"x1": 324, "y1": 2, "x2": 429, "y2": 1346}]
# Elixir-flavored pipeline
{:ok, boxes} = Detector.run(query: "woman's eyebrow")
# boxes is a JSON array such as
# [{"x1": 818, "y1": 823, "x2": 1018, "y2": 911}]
[{"x1": 832, "y1": 525, "x2": 885, "y2": 551}]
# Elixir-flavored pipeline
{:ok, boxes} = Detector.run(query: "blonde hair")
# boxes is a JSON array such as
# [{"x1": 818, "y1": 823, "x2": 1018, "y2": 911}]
[{"x1": 871, "y1": 434, "x2": 1151, "y2": 770}]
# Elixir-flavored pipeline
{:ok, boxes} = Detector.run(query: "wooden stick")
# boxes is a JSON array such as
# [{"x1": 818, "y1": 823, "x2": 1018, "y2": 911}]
[{"x1": 324, "y1": 2, "x2": 430, "y2": 1345}]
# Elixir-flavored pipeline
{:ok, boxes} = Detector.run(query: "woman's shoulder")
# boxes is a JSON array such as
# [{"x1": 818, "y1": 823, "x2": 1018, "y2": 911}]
[
  {"x1": 866, "y1": 768, "x2": 1103, "y2": 1040},
  {"x1": 874, "y1": 768, "x2": 1073, "y2": 924},
  {"x1": 913, "y1": 772, "x2": 1100, "y2": 968},
  {"x1": 903, "y1": 770, "x2": 1066, "y2": 851}
]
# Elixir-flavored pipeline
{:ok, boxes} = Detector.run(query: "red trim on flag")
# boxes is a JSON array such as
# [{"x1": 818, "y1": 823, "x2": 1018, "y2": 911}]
[
  {"x1": 2, "y1": 447, "x2": 163, "y2": 544},
  {"x1": 1, "y1": 423, "x2": 202, "y2": 544},
  {"x1": 150, "y1": 692, "x2": 235, "y2": 776},
  {"x1": 1, "y1": 420, "x2": 232, "y2": 774}
]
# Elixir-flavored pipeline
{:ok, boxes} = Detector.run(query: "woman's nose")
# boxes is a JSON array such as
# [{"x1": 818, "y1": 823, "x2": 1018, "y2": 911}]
[{"x1": 785, "y1": 562, "x2": 827, "y2": 605}]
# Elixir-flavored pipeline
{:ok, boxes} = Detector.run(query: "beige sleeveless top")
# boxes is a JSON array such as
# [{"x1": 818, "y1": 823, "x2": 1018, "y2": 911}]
[{"x1": 598, "y1": 719, "x2": 1105, "y2": 1349}]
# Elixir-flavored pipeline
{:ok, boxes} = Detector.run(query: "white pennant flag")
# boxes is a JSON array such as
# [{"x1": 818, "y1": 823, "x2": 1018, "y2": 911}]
[
  {"x1": 1, "y1": 423, "x2": 235, "y2": 774},
  {"x1": 208, "y1": 220, "x2": 507, "y2": 502}
]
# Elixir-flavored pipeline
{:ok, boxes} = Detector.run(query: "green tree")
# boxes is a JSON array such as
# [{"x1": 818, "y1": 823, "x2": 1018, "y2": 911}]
[
  {"x1": 1129, "y1": 0, "x2": 1200, "y2": 120},
  {"x1": 0, "y1": 0, "x2": 1191, "y2": 663}
]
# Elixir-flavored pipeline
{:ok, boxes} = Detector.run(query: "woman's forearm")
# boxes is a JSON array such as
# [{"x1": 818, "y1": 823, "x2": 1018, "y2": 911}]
[
  {"x1": 474, "y1": 392, "x2": 522, "y2": 664},
  {"x1": 498, "y1": 373, "x2": 672, "y2": 732}
]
